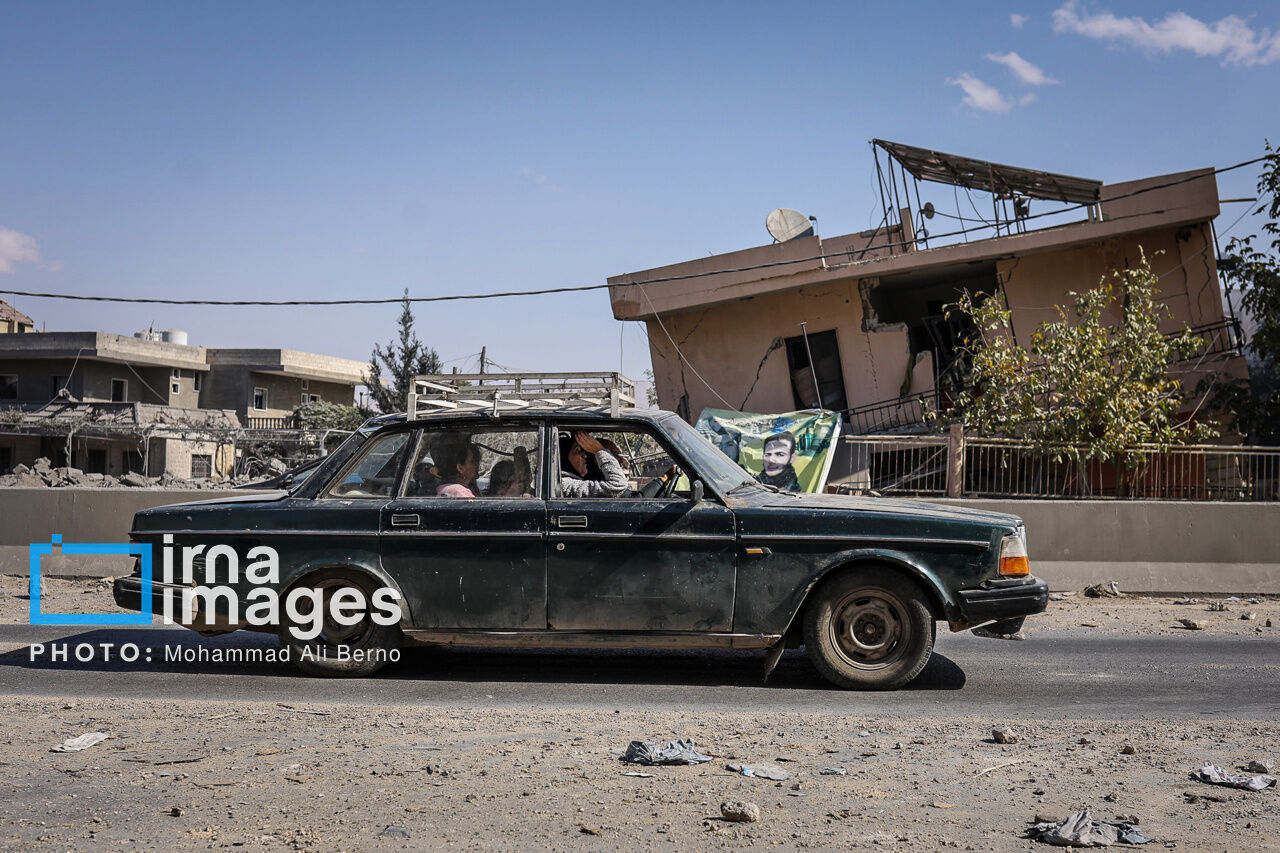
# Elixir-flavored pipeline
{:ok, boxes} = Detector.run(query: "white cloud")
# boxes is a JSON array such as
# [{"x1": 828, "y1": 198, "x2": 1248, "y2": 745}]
[
  {"x1": 1010, "y1": 13, "x2": 1029, "y2": 29},
  {"x1": 0, "y1": 226, "x2": 40, "y2": 274},
  {"x1": 520, "y1": 167, "x2": 561, "y2": 192},
  {"x1": 1053, "y1": 1, "x2": 1280, "y2": 66},
  {"x1": 948, "y1": 73, "x2": 1014, "y2": 113},
  {"x1": 986, "y1": 51, "x2": 1060, "y2": 84}
]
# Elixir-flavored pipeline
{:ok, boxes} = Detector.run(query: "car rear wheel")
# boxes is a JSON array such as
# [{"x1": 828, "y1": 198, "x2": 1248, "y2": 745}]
[
  {"x1": 277, "y1": 569, "x2": 401, "y2": 677},
  {"x1": 803, "y1": 567, "x2": 935, "y2": 690}
]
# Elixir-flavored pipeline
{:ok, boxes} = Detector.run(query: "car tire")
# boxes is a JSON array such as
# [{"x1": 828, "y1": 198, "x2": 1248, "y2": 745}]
[
  {"x1": 277, "y1": 568, "x2": 402, "y2": 677},
  {"x1": 802, "y1": 566, "x2": 935, "y2": 690}
]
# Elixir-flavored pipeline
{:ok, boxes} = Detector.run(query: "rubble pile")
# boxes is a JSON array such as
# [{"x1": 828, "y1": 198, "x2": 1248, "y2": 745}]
[{"x1": 0, "y1": 457, "x2": 271, "y2": 490}]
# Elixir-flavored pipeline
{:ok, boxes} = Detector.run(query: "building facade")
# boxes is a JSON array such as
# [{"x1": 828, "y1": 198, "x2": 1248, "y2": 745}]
[
  {"x1": 0, "y1": 329, "x2": 368, "y2": 478},
  {"x1": 609, "y1": 161, "x2": 1248, "y2": 435}
]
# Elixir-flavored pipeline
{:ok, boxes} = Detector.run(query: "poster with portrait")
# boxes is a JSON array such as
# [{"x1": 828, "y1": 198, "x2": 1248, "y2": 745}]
[{"x1": 695, "y1": 408, "x2": 842, "y2": 493}]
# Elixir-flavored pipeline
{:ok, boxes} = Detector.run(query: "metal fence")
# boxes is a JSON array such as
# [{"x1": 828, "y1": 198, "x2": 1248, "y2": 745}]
[
  {"x1": 837, "y1": 433, "x2": 1280, "y2": 502},
  {"x1": 838, "y1": 435, "x2": 950, "y2": 496}
]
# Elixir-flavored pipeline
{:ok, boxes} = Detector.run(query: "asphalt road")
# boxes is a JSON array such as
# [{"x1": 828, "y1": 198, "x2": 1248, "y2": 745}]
[{"x1": 2, "y1": 624, "x2": 1277, "y2": 720}]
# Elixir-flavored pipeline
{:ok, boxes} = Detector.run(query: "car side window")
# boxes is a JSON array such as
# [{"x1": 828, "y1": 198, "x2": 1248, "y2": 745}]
[
  {"x1": 555, "y1": 426, "x2": 690, "y2": 499},
  {"x1": 404, "y1": 427, "x2": 539, "y2": 499},
  {"x1": 323, "y1": 431, "x2": 411, "y2": 499}
]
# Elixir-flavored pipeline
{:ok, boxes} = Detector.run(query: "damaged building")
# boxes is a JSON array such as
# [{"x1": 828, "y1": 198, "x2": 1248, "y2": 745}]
[
  {"x1": 0, "y1": 325, "x2": 368, "y2": 479},
  {"x1": 608, "y1": 140, "x2": 1249, "y2": 436}
]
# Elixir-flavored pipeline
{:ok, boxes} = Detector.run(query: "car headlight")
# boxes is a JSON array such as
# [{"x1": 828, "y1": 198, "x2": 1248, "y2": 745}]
[{"x1": 999, "y1": 529, "x2": 1030, "y2": 577}]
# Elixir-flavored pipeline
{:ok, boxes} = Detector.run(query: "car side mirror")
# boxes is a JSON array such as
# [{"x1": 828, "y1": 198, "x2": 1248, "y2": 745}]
[
  {"x1": 690, "y1": 480, "x2": 704, "y2": 503},
  {"x1": 281, "y1": 473, "x2": 295, "y2": 488}
]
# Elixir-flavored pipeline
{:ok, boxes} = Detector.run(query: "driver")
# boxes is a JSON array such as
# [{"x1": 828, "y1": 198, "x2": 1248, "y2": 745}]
[{"x1": 559, "y1": 431, "x2": 628, "y2": 498}]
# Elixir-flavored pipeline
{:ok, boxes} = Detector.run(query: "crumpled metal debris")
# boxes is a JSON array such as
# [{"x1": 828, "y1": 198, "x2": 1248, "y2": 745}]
[
  {"x1": 1027, "y1": 810, "x2": 1151, "y2": 846},
  {"x1": 1191, "y1": 763, "x2": 1277, "y2": 791},
  {"x1": 726, "y1": 762, "x2": 791, "y2": 781},
  {"x1": 50, "y1": 732, "x2": 109, "y2": 753},
  {"x1": 1083, "y1": 582, "x2": 1123, "y2": 598},
  {"x1": 622, "y1": 739, "x2": 712, "y2": 765}
]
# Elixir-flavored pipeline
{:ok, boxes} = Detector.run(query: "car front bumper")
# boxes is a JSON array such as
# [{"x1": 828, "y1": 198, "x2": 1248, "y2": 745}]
[
  {"x1": 956, "y1": 576, "x2": 1049, "y2": 626},
  {"x1": 112, "y1": 575, "x2": 189, "y2": 615}
]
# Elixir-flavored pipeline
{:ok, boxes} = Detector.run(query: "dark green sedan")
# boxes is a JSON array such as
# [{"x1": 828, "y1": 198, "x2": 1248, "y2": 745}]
[{"x1": 115, "y1": 408, "x2": 1047, "y2": 689}]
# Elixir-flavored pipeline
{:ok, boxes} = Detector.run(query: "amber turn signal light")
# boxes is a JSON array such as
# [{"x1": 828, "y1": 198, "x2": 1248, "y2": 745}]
[{"x1": 999, "y1": 533, "x2": 1030, "y2": 576}]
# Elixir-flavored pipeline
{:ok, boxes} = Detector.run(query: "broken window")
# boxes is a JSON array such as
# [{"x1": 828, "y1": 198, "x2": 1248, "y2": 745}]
[
  {"x1": 865, "y1": 264, "x2": 999, "y2": 399},
  {"x1": 190, "y1": 454, "x2": 212, "y2": 479},
  {"x1": 252, "y1": 387, "x2": 267, "y2": 410},
  {"x1": 784, "y1": 330, "x2": 848, "y2": 411},
  {"x1": 110, "y1": 378, "x2": 127, "y2": 402}
]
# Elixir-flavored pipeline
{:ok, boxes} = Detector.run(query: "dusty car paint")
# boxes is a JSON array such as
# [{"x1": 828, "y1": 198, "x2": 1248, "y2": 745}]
[{"x1": 120, "y1": 408, "x2": 1045, "y2": 652}]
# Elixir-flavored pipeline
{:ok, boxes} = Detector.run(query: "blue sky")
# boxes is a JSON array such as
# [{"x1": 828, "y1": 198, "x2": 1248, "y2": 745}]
[{"x1": 1, "y1": 1, "x2": 1276, "y2": 393}]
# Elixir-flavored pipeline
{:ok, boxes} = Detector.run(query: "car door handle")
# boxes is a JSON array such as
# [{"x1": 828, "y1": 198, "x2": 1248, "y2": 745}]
[
  {"x1": 553, "y1": 515, "x2": 588, "y2": 529},
  {"x1": 390, "y1": 514, "x2": 420, "y2": 527}
]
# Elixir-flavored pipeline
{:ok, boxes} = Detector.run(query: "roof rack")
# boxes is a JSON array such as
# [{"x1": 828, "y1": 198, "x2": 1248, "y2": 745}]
[{"x1": 406, "y1": 371, "x2": 637, "y2": 419}]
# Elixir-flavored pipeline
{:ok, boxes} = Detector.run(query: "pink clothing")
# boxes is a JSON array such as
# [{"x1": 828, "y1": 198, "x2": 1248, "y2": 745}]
[{"x1": 436, "y1": 483, "x2": 476, "y2": 498}]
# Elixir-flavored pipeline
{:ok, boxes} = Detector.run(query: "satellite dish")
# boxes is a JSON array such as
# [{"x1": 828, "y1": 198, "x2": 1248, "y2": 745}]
[
  {"x1": 766, "y1": 208, "x2": 815, "y2": 243},
  {"x1": 921, "y1": 202, "x2": 935, "y2": 219}
]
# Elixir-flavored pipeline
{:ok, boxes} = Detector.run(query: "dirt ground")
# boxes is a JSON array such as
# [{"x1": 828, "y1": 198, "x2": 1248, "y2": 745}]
[
  {"x1": 2, "y1": 577, "x2": 1278, "y2": 851},
  {"x1": 0, "y1": 698, "x2": 1276, "y2": 851}
]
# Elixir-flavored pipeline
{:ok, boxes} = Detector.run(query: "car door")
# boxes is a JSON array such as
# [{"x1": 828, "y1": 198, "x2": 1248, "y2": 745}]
[
  {"x1": 379, "y1": 422, "x2": 547, "y2": 630},
  {"x1": 545, "y1": 423, "x2": 737, "y2": 633}
]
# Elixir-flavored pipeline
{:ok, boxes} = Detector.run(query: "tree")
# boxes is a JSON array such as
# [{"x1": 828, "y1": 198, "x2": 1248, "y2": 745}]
[
  {"x1": 1215, "y1": 141, "x2": 1280, "y2": 443},
  {"x1": 365, "y1": 290, "x2": 442, "y2": 414},
  {"x1": 292, "y1": 400, "x2": 365, "y2": 431},
  {"x1": 943, "y1": 251, "x2": 1214, "y2": 468}
]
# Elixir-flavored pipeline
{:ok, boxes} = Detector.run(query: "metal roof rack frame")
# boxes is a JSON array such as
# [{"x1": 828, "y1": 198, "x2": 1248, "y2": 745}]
[{"x1": 406, "y1": 371, "x2": 637, "y2": 419}]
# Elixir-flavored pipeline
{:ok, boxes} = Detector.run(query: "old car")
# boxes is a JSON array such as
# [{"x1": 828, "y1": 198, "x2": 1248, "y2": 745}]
[{"x1": 114, "y1": 406, "x2": 1047, "y2": 689}]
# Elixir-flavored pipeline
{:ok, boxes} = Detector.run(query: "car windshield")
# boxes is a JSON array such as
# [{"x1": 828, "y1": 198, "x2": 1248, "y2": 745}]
[{"x1": 659, "y1": 414, "x2": 756, "y2": 494}]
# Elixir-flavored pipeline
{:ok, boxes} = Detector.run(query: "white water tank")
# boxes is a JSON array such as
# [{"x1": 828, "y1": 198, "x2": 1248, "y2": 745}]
[
  {"x1": 133, "y1": 330, "x2": 162, "y2": 342},
  {"x1": 161, "y1": 329, "x2": 188, "y2": 346}
]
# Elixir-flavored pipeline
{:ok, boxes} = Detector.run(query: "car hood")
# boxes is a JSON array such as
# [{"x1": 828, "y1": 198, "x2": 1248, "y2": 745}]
[{"x1": 742, "y1": 490, "x2": 1022, "y2": 528}]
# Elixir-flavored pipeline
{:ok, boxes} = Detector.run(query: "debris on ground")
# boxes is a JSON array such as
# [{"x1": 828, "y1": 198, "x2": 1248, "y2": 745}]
[
  {"x1": 1241, "y1": 612, "x2": 1257, "y2": 621},
  {"x1": 50, "y1": 732, "x2": 109, "y2": 753},
  {"x1": 378, "y1": 825, "x2": 410, "y2": 839},
  {"x1": 818, "y1": 767, "x2": 847, "y2": 776},
  {"x1": 726, "y1": 761, "x2": 790, "y2": 781},
  {"x1": 1172, "y1": 598, "x2": 1200, "y2": 606},
  {"x1": 971, "y1": 625, "x2": 1028, "y2": 640},
  {"x1": 1243, "y1": 759, "x2": 1274, "y2": 774},
  {"x1": 1175, "y1": 619, "x2": 1206, "y2": 630},
  {"x1": 1191, "y1": 764, "x2": 1277, "y2": 791},
  {"x1": 1206, "y1": 602, "x2": 1229, "y2": 612},
  {"x1": 1084, "y1": 582, "x2": 1123, "y2": 598},
  {"x1": 1026, "y1": 810, "x2": 1151, "y2": 846},
  {"x1": 992, "y1": 727, "x2": 1020, "y2": 744},
  {"x1": 621, "y1": 739, "x2": 712, "y2": 766},
  {"x1": 1120, "y1": 745, "x2": 1137, "y2": 755},
  {"x1": 719, "y1": 800, "x2": 760, "y2": 823}
]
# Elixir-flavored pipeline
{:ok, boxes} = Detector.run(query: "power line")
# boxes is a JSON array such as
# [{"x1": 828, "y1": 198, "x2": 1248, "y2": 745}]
[{"x1": 0, "y1": 155, "x2": 1268, "y2": 310}]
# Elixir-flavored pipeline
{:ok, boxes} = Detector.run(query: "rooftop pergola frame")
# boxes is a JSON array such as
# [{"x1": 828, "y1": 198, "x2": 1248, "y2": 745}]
[{"x1": 870, "y1": 139, "x2": 1104, "y2": 242}]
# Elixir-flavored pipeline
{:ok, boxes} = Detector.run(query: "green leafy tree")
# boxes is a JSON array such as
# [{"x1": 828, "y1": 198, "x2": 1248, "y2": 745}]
[
  {"x1": 1215, "y1": 141, "x2": 1280, "y2": 443},
  {"x1": 944, "y1": 251, "x2": 1214, "y2": 469},
  {"x1": 292, "y1": 400, "x2": 366, "y2": 431},
  {"x1": 365, "y1": 290, "x2": 442, "y2": 414}
]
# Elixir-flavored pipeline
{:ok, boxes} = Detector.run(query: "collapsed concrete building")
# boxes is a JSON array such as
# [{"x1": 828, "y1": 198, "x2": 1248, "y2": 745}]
[{"x1": 608, "y1": 140, "x2": 1249, "y2": 436}]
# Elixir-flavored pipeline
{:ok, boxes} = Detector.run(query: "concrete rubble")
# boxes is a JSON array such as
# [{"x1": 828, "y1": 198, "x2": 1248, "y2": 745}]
[{"x1": 0, "y1": 457, "x2": 272, "y2": 490}]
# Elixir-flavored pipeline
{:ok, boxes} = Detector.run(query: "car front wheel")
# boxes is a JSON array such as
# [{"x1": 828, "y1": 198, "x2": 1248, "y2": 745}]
[
  {"x1": 802, "y1": 567, "x2": 935, "y2": 690},
  {"x1": 277, "y1": 569, "x2": 401, "y2": 677}
]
